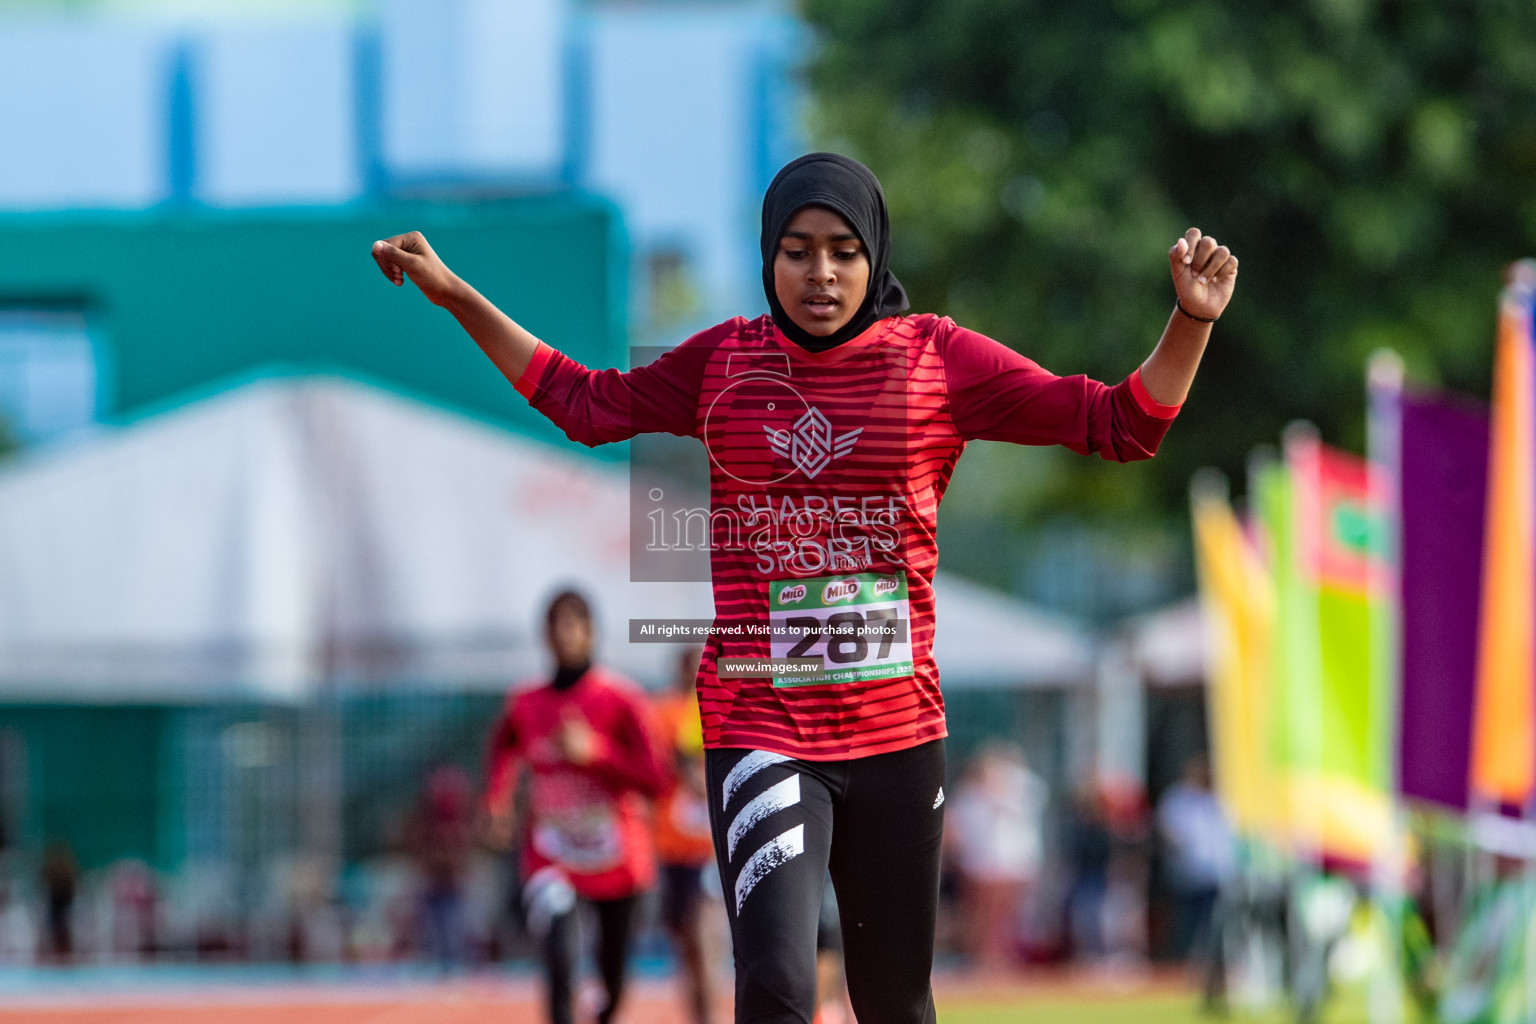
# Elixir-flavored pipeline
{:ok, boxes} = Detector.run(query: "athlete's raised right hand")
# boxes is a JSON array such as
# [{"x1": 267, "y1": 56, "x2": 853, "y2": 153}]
[
  {"x1": 373, "y1": 230, "x2": 541, "y2": 386},
  {"x1": 371, "y1": 231, "x2": 460, "y2": 307}
]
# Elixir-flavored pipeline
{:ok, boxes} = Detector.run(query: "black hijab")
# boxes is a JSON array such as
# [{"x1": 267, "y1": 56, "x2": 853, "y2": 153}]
[{"x1": 760, "y1": 153, "x2": 909, "y2": 352}]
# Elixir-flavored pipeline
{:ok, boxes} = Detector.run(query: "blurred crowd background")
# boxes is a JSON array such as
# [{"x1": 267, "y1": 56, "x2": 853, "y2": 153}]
[{"x1": 0, "y1": 0, "x2": 1533, "y2": 1020}]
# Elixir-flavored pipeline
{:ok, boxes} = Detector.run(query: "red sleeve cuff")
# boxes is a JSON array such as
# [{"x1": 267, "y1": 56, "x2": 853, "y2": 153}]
[
  {"x1": 514, "y1": 342, "x2": 555, "y2": 399},
  {"x1": 1128, "y1": 367, "x2": 1182, "y2": 419}
]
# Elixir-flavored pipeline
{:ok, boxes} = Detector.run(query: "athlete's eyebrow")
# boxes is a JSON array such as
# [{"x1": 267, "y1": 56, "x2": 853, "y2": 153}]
[{"x1": 781, "y1": 231, "x2": 862, "y2": 242}]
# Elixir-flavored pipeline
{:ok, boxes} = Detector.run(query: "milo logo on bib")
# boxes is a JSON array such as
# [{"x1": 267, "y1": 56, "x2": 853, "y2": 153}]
[
  {"x1": 822, "y1": 578, "x2": 861, "y2": 604},
  {"x1": 768, "y1": 571, "x2": 913, "y2": 687}
]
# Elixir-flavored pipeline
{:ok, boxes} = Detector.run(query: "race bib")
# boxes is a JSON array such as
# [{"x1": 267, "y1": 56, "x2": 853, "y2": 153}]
[
  {"x1": 533, "y1": 805, "x2": 623, "y2": 872},
  {"x1": 769, "y1": 572, "x2": 912, "y2": 687}
]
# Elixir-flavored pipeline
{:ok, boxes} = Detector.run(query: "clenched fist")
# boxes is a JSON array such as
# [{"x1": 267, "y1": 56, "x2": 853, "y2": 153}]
[
  {"x1": 1169, "y1": 228, "x2": 1238, "y2": 322},
  {"x1": 371, "y1": 231, "x2": 461, "y2": 307}
]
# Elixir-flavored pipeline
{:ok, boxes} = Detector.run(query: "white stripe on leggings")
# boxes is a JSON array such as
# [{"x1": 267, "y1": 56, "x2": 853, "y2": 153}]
[
  {"x1": 734, "y1": 823, "x2": 805, "y2": 914},
  {"x1": 727, "y1": 774, "x2": 800, "y2": 860},
  {"x1": 721, "y1": 749, "x2": 791, "y2": 809}
]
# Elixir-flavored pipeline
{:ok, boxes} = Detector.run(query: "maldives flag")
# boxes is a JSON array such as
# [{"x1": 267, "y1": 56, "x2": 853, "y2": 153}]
[
  {"x1": 1291, "y1": 430, "x2": 1393, "y2": 793},
  {"x1": 1263, "y1": 428, "x2": 1394, "y2": 864}
]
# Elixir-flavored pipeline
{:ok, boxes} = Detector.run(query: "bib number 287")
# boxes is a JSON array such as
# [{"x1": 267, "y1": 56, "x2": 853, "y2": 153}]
[
  {"x1": 784, "y1": 608, "x2": 900, "y2": 662},
  {"x1": 769, "y1": 573, "x2": 913, "y2": 687}
]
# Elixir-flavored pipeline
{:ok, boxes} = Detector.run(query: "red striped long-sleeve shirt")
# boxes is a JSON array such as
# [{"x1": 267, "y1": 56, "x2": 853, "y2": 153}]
[{"x1": 514, "y1": 313, "x2": 1180, "y2": 760}]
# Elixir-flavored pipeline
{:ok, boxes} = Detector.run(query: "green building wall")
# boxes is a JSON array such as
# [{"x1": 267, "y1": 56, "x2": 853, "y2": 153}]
[
  {"x1": 0, "y1": 196, "x2": 628, "y2": 450},
  {"x1": 0, "y1": 706, "x2": 167, "y2": 871}
]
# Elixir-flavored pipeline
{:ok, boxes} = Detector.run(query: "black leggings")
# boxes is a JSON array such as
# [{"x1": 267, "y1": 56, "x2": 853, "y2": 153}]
[
  {"x1": 543, "y1": 895, "x2": 637, "y2": 1024},
  {"x1": 706, "y1": 739, "x2": 946, "y2": 1024}
]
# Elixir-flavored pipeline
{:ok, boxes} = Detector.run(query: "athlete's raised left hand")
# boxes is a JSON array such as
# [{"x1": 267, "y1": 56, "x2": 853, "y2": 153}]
[{"x1": 1169, "y1": 228, "x2": 1238, "y2": 321}]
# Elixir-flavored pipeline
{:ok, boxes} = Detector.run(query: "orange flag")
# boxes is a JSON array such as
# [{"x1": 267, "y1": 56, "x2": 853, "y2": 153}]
[{"x1": 1471, "y1": 267, "x2": 1536, "y2": 808}]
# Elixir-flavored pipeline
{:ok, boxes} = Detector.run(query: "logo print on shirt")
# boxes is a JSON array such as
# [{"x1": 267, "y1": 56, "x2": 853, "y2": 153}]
[{"x1": 763, "y1": 406, "x2": 861, "y2": 480}]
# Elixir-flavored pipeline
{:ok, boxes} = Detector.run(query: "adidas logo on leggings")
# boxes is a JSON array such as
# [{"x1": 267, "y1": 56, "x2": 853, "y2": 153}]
[{"x1": 721, "y1": 750, "x2": 802, "y2": 913}]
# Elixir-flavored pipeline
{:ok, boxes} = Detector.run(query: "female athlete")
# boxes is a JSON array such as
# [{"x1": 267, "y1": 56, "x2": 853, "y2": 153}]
[{"x1": 372, "y1": 152, "x2": 1236, "y2": 1023}]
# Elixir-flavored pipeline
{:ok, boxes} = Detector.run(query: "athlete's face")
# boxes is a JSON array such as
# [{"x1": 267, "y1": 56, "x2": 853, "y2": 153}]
[
  {"x1": 547, "y1": 609, "x2": 594, "y2": 668},
  {"x1": 773, "y1": 205, "x2": 871, "y2": 338}
]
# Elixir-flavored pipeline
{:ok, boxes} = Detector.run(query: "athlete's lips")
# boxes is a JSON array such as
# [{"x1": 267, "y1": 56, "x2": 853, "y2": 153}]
[{"x1": 801, "y1": 293, "x2": 841, "y2": 318}]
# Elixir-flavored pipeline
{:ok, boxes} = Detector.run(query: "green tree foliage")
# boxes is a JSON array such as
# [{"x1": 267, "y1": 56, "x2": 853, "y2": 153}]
[{"x1": 803, "y1": 0, "x2": 1536, "y2": 519}]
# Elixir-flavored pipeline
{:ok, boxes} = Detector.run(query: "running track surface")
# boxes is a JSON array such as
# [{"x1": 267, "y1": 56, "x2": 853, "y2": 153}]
[{"x1": 0, "y1": 971, "x2": 1190, "y2": 1024}]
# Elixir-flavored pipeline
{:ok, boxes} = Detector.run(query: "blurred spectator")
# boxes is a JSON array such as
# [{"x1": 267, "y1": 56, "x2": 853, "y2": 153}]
[
  {"x1": 1100, "y1": 782, "x2": 1151, "y2": 968},
  {"x1": 40, "y1": 841, "x2": 78, "y2": 963},
  {"x1": 174, "y1": 860, "x2": 242, "y2": 961},
  {"x1": 281, "y1": 853, "x2": 346, "y2": 963},
  {"x1": 1065, "y1": 785, "x2": 1112, "y2": 962},
  {"x1": 651, "y1": 647, "x2": 719, "y2": 1024},
  {"x1": 458, "y1": 848, "x2": 510, "y2": 963},
  {"x1": 350, "y1": 815, "x2": 418, "y2": 963},
  {"x1": 0, "y1": 875, "x2": 36, "y2": 964},
  {"x1": 411, "y1": 764, "x2": 475, "y2": 970},
  {"x1": 108, "y1": 858, "x2": 158, "y2": 959},
  {"x1": 1157, "y1": 755, "x2": 1233, "y2": 962},
  {"x1": 945, "y1": 742, "x2": 1047, "y2": 973}
]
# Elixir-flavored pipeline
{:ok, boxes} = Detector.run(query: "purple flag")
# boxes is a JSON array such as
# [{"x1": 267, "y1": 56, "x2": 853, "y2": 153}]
[{"x1": 1398, "y1": 390, "x2": 1489, "y2": 811}]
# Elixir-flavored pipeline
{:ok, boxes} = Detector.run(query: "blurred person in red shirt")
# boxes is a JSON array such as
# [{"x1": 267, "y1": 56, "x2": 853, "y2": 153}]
[
  {"x1": 651, "y1": 646, "x2": 719, "y2": 1024},
  {"x1": 483, "y1": 590, "x2": 669, "y2": 1024}
]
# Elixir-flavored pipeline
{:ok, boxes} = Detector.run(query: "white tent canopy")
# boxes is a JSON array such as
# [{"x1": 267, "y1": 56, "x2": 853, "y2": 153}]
[
  {"x1": 1125, "y1": 597, "x2": 1205, "y2": 687},
  {"x1": 0, "y1": 374, "x2": 1092, "y2": 701},
  {"x1": 930, "y1": 572, "x2": 1093, "y2": 689}
]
